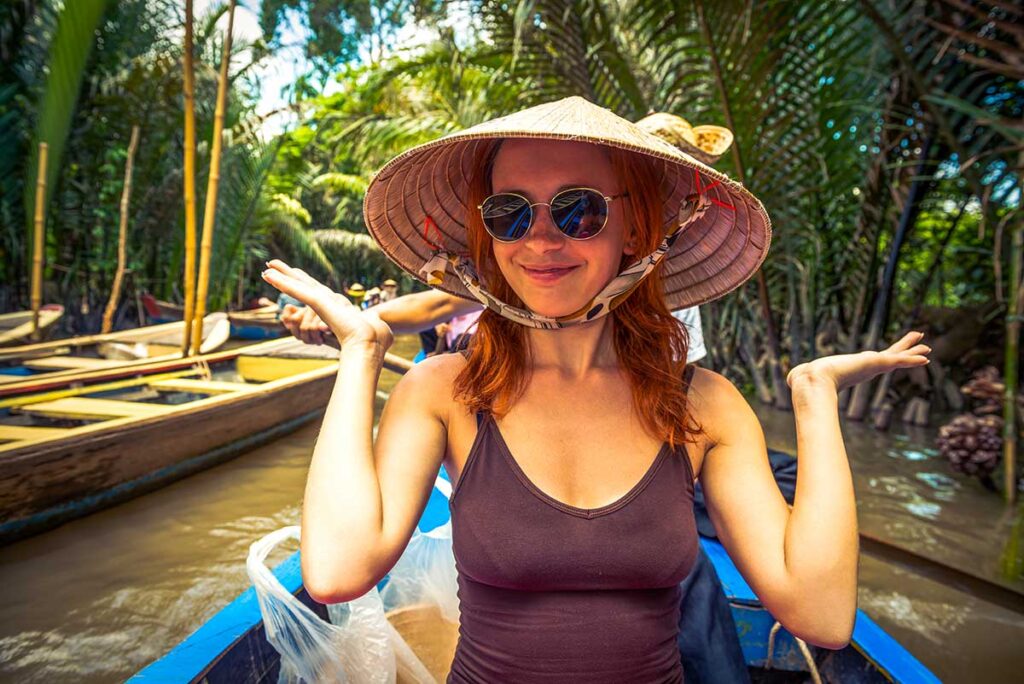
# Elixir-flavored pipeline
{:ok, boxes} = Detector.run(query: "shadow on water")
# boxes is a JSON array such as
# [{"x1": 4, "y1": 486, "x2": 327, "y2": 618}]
[{"x1": 0, "y1": 342, "x2": 1019, "y2": 683}]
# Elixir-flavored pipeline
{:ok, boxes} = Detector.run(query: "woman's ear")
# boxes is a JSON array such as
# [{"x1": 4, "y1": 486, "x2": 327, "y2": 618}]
[{"x1": 623, "y1": 227, "x2": 638, "y2": 256}]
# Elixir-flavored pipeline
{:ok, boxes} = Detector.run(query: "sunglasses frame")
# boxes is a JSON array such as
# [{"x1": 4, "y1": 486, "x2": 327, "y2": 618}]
[{"x1": 478, "y1": 186, "x2": 629, "y2": 243}]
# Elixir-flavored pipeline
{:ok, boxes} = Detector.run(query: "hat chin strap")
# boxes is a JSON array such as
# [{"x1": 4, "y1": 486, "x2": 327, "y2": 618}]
[{"x1": 418, "y1": 193, "x2": 710, "y2": 329}]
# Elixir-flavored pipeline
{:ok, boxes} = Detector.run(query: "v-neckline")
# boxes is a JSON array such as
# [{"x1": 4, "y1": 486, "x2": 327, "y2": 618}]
[{"x1": 487, "y1": 416, "x2": 670, "y2": 520}]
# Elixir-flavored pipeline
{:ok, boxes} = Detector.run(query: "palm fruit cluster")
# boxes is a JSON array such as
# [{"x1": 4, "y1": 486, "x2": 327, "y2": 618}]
[{"x1": 936, "y1": 366, "x2": 1006, "y2": 478}]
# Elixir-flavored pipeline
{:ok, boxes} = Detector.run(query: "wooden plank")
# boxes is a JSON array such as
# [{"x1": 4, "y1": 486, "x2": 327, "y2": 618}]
[
  {"x1": 15, "y1": 397, "x2": 174, "y2": 420},
  {"x1": 236, "y1": 355, "x2": 334, "y2": 382},
  {"x1": 150, "y1": 378, "x2": 254, "y2": 395},
  {"x1": 0, "y1": 425, "x2": 68, "y2": 442},
  {"x1": 24, "y1": 356, "x2": 124, "y2": 371},
  {"x1": 0, "y1": 369, "x2": 198, "y2": 410}
]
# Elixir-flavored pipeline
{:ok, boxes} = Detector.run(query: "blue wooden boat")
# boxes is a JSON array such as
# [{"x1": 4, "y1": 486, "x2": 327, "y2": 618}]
[{"x1": 132, "y1": 473, "x2": 939, "y2": 683}]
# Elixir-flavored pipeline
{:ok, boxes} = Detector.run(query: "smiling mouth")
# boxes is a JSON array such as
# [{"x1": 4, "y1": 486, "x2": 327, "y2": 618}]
[{"x1": 521, "y1": 264, "x2": 579, "y2": 282}]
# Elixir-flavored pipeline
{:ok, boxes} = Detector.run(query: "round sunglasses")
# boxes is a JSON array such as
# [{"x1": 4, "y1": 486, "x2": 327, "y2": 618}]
[{"x1": 478, "y1": 187, "x2": 628, "y2": 243}]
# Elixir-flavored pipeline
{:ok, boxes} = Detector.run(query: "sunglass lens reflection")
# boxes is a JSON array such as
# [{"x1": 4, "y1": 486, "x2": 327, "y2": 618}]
[
  {"x1": 482, "y1": 195, "x2": 532, "y2": 241},
  {"x1": 551, "y1": 189, "x2": 607, "y2": 239}
]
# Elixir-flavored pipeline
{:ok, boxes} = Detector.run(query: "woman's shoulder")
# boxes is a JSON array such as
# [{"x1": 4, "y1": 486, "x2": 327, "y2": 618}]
[
  {"x1": 390, "y1": 351, "x2": 466, "y2": 415},
  {"x1": 685, "y1": 365, "x2": 751, "y2": 445}
]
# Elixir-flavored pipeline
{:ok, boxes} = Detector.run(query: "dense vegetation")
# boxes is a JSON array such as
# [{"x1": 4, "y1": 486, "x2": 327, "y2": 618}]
[{"x1": 1, "y1": 0, "x2": 1021, "y2": 408}]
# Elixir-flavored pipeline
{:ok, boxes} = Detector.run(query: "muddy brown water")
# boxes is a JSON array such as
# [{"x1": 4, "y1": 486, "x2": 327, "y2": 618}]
[{"x1": 0, "y1": 341, "x2": 1020, "y2": 682}]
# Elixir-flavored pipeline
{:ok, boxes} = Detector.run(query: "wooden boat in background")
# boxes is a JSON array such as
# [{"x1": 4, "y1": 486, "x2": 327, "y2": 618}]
[
  {"x1": 227, "y1": 305, "x2": 284, "y2": 340},
  {"x1": 0, "y1": 338, "x2": 411, "y2": 546},
  {"x1": 131, "y1": 479, "x2": 940, "y2": 683},
  {"x1": 0, "y1": 314, "x2": 231, "y2": 394},
  {"x1": 141, "y1": 293, "x2": 283, "y2": 340},
  {"x1": 0, "y1": 305, "x2": 64, "y2": 346}
]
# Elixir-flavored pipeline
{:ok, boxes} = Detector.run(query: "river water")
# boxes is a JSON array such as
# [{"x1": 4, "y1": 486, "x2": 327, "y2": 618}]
[{"x1": 0, "y1": 340, "x2": 1020, "y2": 682}]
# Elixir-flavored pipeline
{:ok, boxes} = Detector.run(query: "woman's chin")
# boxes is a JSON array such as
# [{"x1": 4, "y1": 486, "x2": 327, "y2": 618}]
[{"x1": 518, "y1": 296, "x2": 592, "y2": 321}]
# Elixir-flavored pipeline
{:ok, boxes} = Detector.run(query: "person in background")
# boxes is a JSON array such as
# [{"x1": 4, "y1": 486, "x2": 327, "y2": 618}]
[
  {"x1": 345, "y1": 283, "x2": 366, "y2": 308},
  {"x1": 673, "y1": 306, "x2": 707, "y2": 365},
  {"x1": 364, "y1": 287, "x2": 382, "y2": 309},
  {"x1": 380, "y1": 278, "x2": 399, "y2": 302}
]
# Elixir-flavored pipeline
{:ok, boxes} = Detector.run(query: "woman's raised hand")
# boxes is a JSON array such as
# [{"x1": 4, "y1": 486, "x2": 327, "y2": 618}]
[
  {"x1": 787, "y1": 330, "x2": 932, "y2": 393},
  {"x1": 261, "y1": 260, "x2": 393, "y2": 353}
]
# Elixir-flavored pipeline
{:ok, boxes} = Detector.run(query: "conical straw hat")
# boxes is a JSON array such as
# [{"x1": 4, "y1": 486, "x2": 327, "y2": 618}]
[
  {"x1": 363, "y1": 96, "x2": 771, "y2": 311},
  {"x1": 634, "y1": 112, "x2": 734, "y2": 165}
]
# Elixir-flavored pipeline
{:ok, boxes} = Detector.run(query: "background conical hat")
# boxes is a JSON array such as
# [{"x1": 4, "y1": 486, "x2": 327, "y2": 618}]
[
  {"x1": 635, "y1": 112, "x2": 734, "y2": 165},
  {"x1": 363, "y1": 96, "x2": 771, "y2": 311}
]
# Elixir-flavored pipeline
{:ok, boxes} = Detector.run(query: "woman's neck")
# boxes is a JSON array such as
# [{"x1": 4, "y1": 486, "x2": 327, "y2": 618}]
[{"x1": 525, "y1": 316, "x2": 619, "y2": 378}]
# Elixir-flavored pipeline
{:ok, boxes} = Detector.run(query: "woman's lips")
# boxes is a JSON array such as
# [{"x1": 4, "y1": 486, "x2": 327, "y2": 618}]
[{"x1": 520, "y1": 264, "x2": 579, "y2": 283}]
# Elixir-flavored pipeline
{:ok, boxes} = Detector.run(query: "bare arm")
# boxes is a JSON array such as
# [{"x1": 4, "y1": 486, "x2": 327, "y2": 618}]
[
  {"x1": 697, "y1": 372, "x2": 857, "y2": 649},
  {"x1": 697, "y1": 331, "x2": 930, "y2": 649},
  {"x1": 282, "y1": 289, "x2": 483, "y2": 345},
  {"x1": 262, "y1": 261, "x2": 452, "y2": 603},
  {"x1": 374, "y1": 289, "x2": 483, "y2": 334}
]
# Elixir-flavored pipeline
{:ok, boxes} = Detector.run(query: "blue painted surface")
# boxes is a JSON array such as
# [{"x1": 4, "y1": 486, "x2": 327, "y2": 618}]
[
  {"x1": 0, "y1": 411, "x2": 323, "y2": 545},
  {"x1": 412, "y1": 349, "x2": 427, "y2": 364},
  {"x1": 851, "y1": 609, "x2": 941, "y2": 683},
  {"x1": 229, "y1": 324, "x2": 284, "y2": 341},
  {"x1": 0, "y1": 366, "x2": 34, "y2": 376}
]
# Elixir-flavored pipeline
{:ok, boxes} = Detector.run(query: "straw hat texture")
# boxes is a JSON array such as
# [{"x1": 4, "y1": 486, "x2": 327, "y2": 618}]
[
  {"x1": 634, "y1": 112, "x2": 734, "y2": 165},
  {"x1": 363, "y1": 96, "x2": 771, "y2": 311}
]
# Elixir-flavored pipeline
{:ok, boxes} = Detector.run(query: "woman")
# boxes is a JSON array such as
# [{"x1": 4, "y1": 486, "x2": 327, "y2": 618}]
[{"x1": 261, "y1": 97, "x2": 929, "y2": 683}]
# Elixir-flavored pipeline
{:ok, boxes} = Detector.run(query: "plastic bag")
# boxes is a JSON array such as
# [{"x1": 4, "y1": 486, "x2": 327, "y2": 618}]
[{"x1": 247, "y1": 477, "x2": 458, "y2": 684}]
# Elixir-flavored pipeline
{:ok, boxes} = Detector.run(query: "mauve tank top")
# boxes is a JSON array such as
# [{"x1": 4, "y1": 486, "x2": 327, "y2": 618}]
[{"x1": 446, "y1": 365, "x2": 699, "y2": 683}]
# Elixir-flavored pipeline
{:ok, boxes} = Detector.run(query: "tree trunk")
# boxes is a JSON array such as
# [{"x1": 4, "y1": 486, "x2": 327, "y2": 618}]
[
  {"x1": 101, "y1": 125, "x2": 140, "y2": 334},
  {"x1": 1003, "y1": 152, "x2": 1022, "y2": 505},
  {"x1": 694, "y1": 0, "x2": 788, "y2": 409},
  {"x1": 848, "y1": 132, "x2": 937, "y2": 421}
]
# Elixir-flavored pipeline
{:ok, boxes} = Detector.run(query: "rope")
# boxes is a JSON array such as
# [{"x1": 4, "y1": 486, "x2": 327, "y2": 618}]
[{"x1": 766, "y1": 621, "x2": 822, "y2": 684}]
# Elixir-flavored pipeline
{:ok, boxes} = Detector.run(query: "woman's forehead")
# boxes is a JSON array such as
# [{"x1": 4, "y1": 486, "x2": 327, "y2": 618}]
[{"x1": 490, "y1": 139, "x2": 615, "y2": 190}]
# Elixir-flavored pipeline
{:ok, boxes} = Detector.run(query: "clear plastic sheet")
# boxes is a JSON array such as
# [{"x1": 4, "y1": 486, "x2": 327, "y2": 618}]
[{"x1": 247, "y1": 478, "x2": 458, "y2": 684}]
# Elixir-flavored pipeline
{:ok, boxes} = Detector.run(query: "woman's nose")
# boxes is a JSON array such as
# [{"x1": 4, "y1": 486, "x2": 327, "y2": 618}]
[{"x1": 522, "y1": 204, "x2": 564, "y2": 250}]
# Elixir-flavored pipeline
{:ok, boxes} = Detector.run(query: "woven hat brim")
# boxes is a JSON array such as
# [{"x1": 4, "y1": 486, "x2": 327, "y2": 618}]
[{"x1": 363, "y1": 97, "x2": 772, "y2": 311}]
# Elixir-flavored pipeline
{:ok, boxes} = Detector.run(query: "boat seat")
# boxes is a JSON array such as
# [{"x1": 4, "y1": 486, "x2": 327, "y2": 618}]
[
  {"x1": 23, "y1": 356, "x2": 125, "y2": 371},
  {"x1": 0, "y1": 425, "x2": 68, "y2": 442},
  {"x1": 14, "y1": 397, "x2": 174, "y2": 420},
  {"x1": 149, "y1": 378, "x2": 255, "y2": 395}
]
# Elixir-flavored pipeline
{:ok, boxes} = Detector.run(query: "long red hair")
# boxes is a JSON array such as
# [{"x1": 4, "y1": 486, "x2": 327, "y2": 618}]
[{"x1": 453, "y1": 140, "x2": 702, "y2": 448}]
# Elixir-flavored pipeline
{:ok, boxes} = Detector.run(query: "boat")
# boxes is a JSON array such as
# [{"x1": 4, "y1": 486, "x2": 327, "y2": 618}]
[
  {"x1": 131, "y1": 473, "x2": 940, "y2": 683},
  {"x1": 227, "y1": 305, "x2": 284, "y2": 340},
  {"x1": 138, "y1": 293, "x2": 184, "y2": 324},
  {"x1": 0, "y1": 305, "x2": 64, "y2": 346},
  {"x1": 0, "y1": 338, "x2": 410, "y2": 546},
  {"x1": 140, "y1": 293, "x2": 283, "y2": 340},
  {"x1": 0, "y1": 314, "x2": 231, "y2": 393}
]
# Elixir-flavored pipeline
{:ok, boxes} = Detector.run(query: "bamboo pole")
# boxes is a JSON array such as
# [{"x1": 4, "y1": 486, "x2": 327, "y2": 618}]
[
  {"x1": 101, "y1": 125, "x2": 141, "y2": 334},
  {"x1": 192, "y1": 0, "x2": 235, "y2": 354},
  {"x1": 31, "y1": 142, "x2": 49, "y2": 341},
  {"x1": 181, "y1": 0, "x2": 198, "y2": 355}
]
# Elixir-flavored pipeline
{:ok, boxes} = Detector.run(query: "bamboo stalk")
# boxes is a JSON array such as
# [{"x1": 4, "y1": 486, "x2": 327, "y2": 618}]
[
  {"x1": 181, "y1": 0, "x2": 198, "y2": 356},
  {"x1": 31, "y1": 142, "x2": 48, "y2": 341},
  {"x1": 192, "y1": 0, "x2": 235, "y2": 354},
  {"x1": 101, "y1": 126, "x2": 141, "y2": 334}
]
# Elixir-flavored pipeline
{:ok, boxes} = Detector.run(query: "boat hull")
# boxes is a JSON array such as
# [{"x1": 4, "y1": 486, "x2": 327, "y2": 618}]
[
  {"x1": 0, "y1": 350, "x2": 336, "y2": 546},
  {"x1": 131, "y1": 484, "x2": 939, "y2": 684}
]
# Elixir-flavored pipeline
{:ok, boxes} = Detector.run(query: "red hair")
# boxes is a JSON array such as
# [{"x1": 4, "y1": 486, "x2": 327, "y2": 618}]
[{"x1": 453, "y1": 140, "x2": 702, "y2": 448}]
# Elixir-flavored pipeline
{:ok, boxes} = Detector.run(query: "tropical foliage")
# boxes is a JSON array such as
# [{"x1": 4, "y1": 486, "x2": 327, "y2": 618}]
[{"x1": 2, "y1": 1, "x2": 1020, "y2": 473}]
